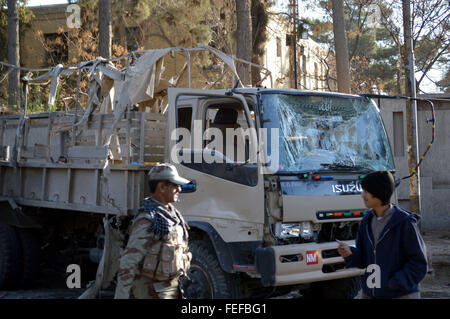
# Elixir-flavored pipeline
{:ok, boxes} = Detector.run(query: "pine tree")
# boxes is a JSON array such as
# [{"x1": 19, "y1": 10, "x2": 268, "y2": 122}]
[{"x1": 0, "y1": 0, "x2": 33, "y2": 109}]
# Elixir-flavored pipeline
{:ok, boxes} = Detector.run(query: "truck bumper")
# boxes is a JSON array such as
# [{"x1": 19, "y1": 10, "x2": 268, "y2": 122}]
[{"x1": 255, "y1": 240, "x2": 364, "y2": 287}]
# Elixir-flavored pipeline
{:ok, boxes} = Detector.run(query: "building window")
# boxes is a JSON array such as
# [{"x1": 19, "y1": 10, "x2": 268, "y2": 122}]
[
  {"x1": 112, "y1": 27, "x2": 141, "y2": 52},
  {"x1": 44, "y1": 33, "x2": 68, "y2": 66},
  {"x1": 314, "y1": 63, "x2": 319, "y2": 89},
  {"x1": 299, "y1": 44, "x2": 304, "y2": 55},
  {"x1": 302, "y1": 55, "x2": 307, "y2": 89},
  {"x1": 276, "y1": 37, "x2": 281, "y2": 57},
  {"x1": 393, "y1": 111, "x2": 405, "y2": 156},
  {"x1": 125, "y1": 27, "x2": 140, "y2": 52}
]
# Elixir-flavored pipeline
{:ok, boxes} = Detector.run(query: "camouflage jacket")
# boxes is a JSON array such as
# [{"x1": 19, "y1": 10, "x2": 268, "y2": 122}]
[{"x1": 115, "y1": 197, "x2": 191, "y2": 298}]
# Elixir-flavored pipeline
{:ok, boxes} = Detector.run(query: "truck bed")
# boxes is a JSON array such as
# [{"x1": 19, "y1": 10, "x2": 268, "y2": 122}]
[{"x1": 0, "y1": 111, "x2": 167, "y2": 215}]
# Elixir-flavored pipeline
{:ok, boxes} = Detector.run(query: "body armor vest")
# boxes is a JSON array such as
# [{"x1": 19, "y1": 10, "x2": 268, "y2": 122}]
[{"x1": 137, "y1": 198, "x2": 191, "y2": 281}]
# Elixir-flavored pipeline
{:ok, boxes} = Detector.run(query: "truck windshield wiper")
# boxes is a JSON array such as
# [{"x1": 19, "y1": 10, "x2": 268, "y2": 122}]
[
  {"x1": 276, "y1": 165, "x2": 372, "y2": 175},
  {"x1": 319, "y1": 163, "x2": 372, "y2": 172},
  {"x1": 276, "y1": 170, "x2": 312, "y2": 175}
]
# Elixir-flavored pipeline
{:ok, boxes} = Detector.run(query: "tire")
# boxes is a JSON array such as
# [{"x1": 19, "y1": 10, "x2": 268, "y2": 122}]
[
  {"x1": 304, "y1": 276, "x2": 361, "y2": 299},
  {"x1": 17, "y1": 228, "x2": 42, "y2": 288},
  {"x1": 181, "y1": 240, "x2": 242, "y2": 299},
  {"x1": 0, "y1": 222, "x2": 22, "y2": 289}
]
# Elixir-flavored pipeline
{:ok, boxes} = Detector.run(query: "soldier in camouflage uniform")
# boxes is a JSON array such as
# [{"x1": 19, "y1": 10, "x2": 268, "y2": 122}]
[{"x1": 114, "y1": 164, "x2": 192, "y2": 299}]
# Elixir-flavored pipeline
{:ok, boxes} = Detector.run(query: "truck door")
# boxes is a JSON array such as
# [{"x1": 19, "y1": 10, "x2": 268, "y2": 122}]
[{"x1": 167, "y1": 88, "x2": 264, "y2": 244}]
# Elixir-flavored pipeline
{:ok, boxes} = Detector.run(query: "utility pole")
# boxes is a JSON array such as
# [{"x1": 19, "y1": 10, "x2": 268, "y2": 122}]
[
  {"x1": 288, "y1": 0, "x2": 298, "y2": 89},
  {"x1": 403, "y1": 0, "x2": 421, "y2": 215}
]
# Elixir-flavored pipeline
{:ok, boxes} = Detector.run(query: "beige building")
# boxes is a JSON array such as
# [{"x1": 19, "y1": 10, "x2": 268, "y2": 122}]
[
  {"x1": 21, "y1": 4, "x2": 72, "y2": 68},
  {"x1": 22, "y1": 4, "x2": 331, "y2": 92},
  {"x1": 22, "y1": 4, "x2": 148, "y2": 68},
  {"x1": 20, "y1": 3, "x2": 239, "y2": 91},
  {"x1": 262, "y1": 13, "x2": 332, "y2": 90}
]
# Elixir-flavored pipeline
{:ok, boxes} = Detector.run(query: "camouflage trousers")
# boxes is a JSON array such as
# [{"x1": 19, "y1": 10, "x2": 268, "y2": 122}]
[{"x1": 115, "y1": 275, "x2": 180, "y2": 299}]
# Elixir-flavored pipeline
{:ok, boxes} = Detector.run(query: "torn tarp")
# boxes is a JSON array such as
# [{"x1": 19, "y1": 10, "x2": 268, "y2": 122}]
[{"x1": 103, "y1": 49, "x2": 171, "y2": 146}]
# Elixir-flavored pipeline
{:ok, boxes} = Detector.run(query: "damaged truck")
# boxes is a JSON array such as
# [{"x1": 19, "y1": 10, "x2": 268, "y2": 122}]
[{"x1": 0, "y1": 45, "x2": 396, "y2": 298}]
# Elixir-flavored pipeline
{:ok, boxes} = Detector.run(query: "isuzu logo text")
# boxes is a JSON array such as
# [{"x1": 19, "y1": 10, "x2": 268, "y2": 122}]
[{"x1": 332, "y1": 183, "x2": 362, "y2": 194}]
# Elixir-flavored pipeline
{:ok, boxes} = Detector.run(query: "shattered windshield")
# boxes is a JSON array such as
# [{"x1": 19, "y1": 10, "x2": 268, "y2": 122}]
[{"x1": 261, "y1": 93, "x2": 395, "y2": 172}]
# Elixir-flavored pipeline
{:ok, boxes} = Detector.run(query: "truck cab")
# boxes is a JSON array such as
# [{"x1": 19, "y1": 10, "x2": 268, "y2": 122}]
[{"x1": 168, "y1": 88, "x2": 396, "y2": 298}]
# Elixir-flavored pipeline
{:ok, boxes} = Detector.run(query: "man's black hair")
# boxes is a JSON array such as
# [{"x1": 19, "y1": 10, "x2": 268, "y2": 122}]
[
  {"x1": 361, "y1": 171, "x2": 395, "y2": 205},
  {"x1": 148, "y1": 180, "x2": 168, "y2": 194}
]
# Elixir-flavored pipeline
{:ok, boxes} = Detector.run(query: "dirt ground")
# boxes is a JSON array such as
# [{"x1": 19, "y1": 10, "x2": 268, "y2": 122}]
[
  {"x1": 0, "y1": 231, "x2": 448, "y2": 299},
  {"x1": 419, "y1": 230, "x2": 450, "y2": 299}
]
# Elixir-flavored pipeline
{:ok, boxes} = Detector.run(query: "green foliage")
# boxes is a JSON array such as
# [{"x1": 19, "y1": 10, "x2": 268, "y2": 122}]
[
  {"x1": 0, "y1": 0, "x2": 34, "y2": 61},
  {"x1": 251, "y1": 0, "x2": 273, "y2": 84},
  {"x1": 297, "y1": 0, "x2": 448, "y2": 94},
  {"x1": 108, "y1": 0, "x2": 213, "y2": 49},
  {"x1": 437, "y1": 69, "x2": 450, "y2": 93},
  {"x1": 299, "y1": 1, "x2": 400, "y2": 93},
  {"x1": 26, "y1": 84, "x2": 55, "y2": 113},
  {"x1": 2, "y1": 0, "x2": 274, "y2": 112},
  {"x1": 375, "y1": 0, "x2": 449, "y2": 93},
  {"x1": 0, "y1": 0, "x2": 34, "y2": 109}
]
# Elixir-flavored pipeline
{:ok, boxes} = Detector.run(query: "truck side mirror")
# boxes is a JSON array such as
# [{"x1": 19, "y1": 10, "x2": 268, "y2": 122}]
[{"x1": 181, "y1": 180, "x2": 197, "y2": 193}]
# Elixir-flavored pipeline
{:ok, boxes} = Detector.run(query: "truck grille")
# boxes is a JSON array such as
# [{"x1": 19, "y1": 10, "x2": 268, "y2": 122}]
[
  {"x1": 322, "y1": 262, "x2": 347, "y2": 273},
  {"x1": 321, "y1": 249, "x2": 340, "y2": 259},
  {"x1": 317, "y1": 221, "x2": 359, "y2": 243}
]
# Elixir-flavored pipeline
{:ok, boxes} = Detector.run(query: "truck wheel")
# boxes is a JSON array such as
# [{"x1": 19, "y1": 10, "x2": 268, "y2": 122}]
[
  {"x1": 0, "y1": 222, "x2": 22, "y2": 289},
  {"x1": 17, "y1": 228, "x2": 41, "y2": 288},
  {"x1": 181, "y1": 240, "x2": 242, "y2": 299},
  {"x1": 304, "y1": 276, "x2": 361, "y2": 299}
]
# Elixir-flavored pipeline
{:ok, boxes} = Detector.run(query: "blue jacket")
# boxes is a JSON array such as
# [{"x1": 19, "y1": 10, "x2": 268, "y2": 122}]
[{"x1": 344, "y1": 205, "x2": 428, "y2": 299}]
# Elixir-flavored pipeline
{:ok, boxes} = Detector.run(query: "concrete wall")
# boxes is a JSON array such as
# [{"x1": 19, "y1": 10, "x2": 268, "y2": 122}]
[{"x1": 378, "y1": 95, "x2": 450, "y2": 232}]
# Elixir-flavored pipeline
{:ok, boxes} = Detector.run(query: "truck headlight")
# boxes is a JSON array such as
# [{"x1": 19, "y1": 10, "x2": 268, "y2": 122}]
[
  {"x1": 299, "y1": 221, "x2": 313, "y2": 239},
  {"x1": 280, "y1": 223, "x2": 300, "y2": 238},
  {"x1": 276, "y1": 222, "x2": 313, "y2": 239}
]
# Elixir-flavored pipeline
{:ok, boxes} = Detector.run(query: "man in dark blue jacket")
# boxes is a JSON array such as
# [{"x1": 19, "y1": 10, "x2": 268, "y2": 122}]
[{"x1": 337, "y1": 171, "x2": 428, "y2": 299}]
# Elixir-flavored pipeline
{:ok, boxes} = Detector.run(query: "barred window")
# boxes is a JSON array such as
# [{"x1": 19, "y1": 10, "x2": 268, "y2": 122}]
[{"x1": 44, "y1": 33, "x2": 68, "y2": 66}]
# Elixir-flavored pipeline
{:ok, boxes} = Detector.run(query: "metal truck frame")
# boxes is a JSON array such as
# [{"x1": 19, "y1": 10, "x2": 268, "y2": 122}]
[{"x1": 0, "y1": 46, "x2": 396, "y2": 298}]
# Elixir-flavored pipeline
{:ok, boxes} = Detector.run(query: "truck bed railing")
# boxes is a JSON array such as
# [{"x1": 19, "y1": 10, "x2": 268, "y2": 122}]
[{"x1": 0, "y1": 110, "x2": 165, "y2": 216}]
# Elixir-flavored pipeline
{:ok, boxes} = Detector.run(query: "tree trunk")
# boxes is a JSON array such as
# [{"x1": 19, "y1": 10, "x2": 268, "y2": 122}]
[
  {"x1": 403, "y1": 0, "x2": 421, "y2": 216},
  {"x1": 99, "y1": 0, "x2": 112, "y2": 59},
  {"x1": 235, "y1": 0, "x2": 252, "y2": 86},
  {"x1": 331, "y1": 0, "x2": 351, "y2": 93},
  {"x1": 7, "y1": 0, "x2": 20, "y2": 110},
  {"x1": 396, "y1": 37, "x2": 403, "y2": 94}
]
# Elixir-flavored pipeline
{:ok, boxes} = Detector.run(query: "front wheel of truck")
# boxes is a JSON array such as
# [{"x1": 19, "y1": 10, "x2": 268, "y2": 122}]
[
  {"x1": 17, "y1": 228, "x2": 41, "y2": 287},
  {"x1": 181, "y1": 240, "x2": 242, "y2": 299},
  {"x1": 304, "y1": 276, "x2": 361, "y2": 299}
]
